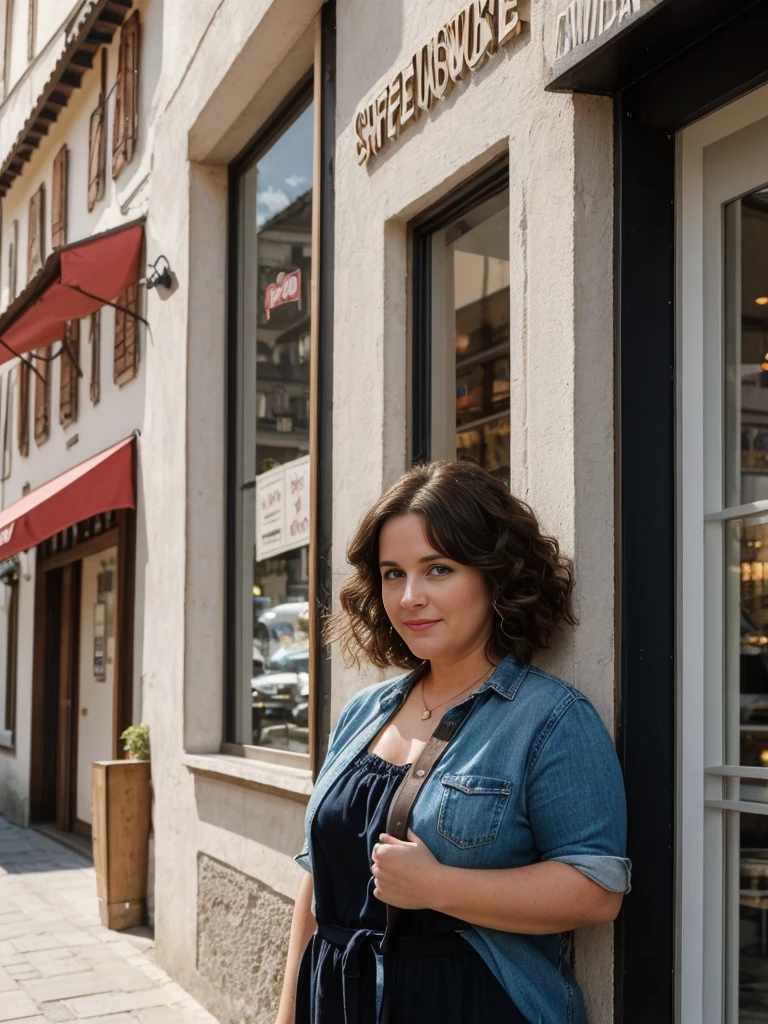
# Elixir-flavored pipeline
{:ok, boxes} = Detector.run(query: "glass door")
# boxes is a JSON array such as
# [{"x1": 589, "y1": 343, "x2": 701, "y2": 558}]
[{"x1": 679, "y1": 85, "x2": 768, "y2": 1024}]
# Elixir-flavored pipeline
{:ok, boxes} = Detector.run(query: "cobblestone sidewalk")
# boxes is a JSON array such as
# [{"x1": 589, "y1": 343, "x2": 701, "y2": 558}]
[{"x1": 0, "y1": 815, "x2": 218, "y2": 1023}]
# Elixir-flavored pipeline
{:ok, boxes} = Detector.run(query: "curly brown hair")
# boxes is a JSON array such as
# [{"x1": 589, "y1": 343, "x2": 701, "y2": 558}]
[{"x1": 324, "y1": 459, "x2": 577, "y2": 669}]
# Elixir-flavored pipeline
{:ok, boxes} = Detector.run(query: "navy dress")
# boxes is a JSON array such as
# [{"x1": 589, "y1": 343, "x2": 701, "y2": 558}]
[{"x1": 295, "y1": 751, "x2": 528, "y2": 1024}]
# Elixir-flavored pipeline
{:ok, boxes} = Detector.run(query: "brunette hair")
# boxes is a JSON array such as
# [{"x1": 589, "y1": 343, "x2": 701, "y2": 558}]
[{"x1": 324, "y1": 459, "x2": 576, "y2": 669}]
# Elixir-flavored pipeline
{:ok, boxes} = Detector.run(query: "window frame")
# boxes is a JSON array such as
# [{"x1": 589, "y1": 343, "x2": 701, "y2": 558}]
[
  {"x1": 410, "y1": 158, "x2": 510, "y2": 466},
  {"x1": 677, "y1": 83, "x2": 768, "y2": 1024},
  {"x1": 226, "y1": 71, "x2": 330, "y2": 769}
]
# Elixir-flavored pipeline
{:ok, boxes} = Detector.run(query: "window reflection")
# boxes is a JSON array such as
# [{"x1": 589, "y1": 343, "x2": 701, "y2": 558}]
[
  {"x1": 735, "y1": 813, "x2": 768, "y2": 1022},
  {"x1": 431, "y1": 191, "x2": 511, "y2": 484},
  {"x1": 726, "y1": 188, "x2": 768, "y2": 506},
  {"x1": 247, "y1": 102, "x2": 314, "y2": 751},
  {"x1": 728, "y1": 517, "x2": 768, "y2": 771}
]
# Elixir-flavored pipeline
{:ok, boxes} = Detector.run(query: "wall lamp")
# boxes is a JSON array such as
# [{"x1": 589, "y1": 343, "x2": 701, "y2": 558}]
[{"x1": 146, "y1": 255, "x2": 173, "y2": 291}]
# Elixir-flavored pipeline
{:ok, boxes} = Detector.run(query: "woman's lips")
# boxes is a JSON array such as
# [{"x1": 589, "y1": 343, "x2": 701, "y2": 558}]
[{"x1": 404, "y1": 620, "x2": 440, "y2": 632}]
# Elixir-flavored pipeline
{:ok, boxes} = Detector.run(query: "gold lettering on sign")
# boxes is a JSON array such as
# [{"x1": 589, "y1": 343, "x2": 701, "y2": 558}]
[
  {"x1": 355, "y1": 0, "x2": 523, "y2": 167},
  {"x1": 556, "y1": 0, "x2": 640, "y2": 60},
  {"x1": 434, "y1": 26, "x2": 452, "y2": 98},
  {"x1": 401, "y1": 63, "x2": 417, "y2": 127},
  {"x1": 387, "y1": 74, "x2": 402, "y2": 141}
]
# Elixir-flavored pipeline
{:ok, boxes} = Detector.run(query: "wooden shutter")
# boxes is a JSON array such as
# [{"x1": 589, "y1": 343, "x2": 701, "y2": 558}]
[
  {"x1": 33, "y1": 348, "x2": 50, "y2": 446},
  {"x1": 88, "y1": 50, "x2": 107, "y2": 211},
  {"x1": 89, "y1": 311, "x2": 101, "y2": 404},
  {"x1": 51, "y1": 145, "x2": 68, "y2": 249},
  {"x1": 112, "y1": 12, "x2": 140, "y2": 179},
  {"x1": 27, "y1": 184, "x2": 44, "y2": 280},
  {"x1": 17, "y1": 363, "x2": 29, "y2": 458},
  {"x1": 60, "y1": 321, "x2": 80, "y2": 426},
  {"x1": 8, "y1": 219, "x2": 17, "y2": 301},
  {"x1": 88, "y1": 106, "x2": 105, "y2": 211},
  {"x1": 114, "y1": 285, "x2": 139, "y2": 386}
]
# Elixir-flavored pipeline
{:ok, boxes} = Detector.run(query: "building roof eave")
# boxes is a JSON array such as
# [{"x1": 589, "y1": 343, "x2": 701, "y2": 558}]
[{"x1": 0, "y1": 0, "x2": 133, "y2": 199}]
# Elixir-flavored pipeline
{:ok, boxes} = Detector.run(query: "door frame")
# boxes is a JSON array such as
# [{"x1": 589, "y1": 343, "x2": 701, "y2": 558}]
[
  {"x1": 29, "y1": 510, "x2": 136, "y2": 826},
  {"x1": 677, "y1": 84, "x2": 768, "y2": 1023}
]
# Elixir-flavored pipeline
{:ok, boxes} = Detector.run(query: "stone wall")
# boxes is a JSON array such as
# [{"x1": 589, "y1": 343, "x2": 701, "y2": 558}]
[{"x1": 197, "y1": 854, "x2": 293, "y2": 1024}]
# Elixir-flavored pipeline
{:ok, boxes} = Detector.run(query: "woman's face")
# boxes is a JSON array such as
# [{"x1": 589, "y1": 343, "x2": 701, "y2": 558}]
[{"x1": 378, "y1": 512, "x2": 494, "y2": 664}]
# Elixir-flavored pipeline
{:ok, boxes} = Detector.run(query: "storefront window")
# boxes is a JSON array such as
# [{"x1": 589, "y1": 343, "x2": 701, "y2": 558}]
[
  {"x1": 716, "y1": 185, "x2": 768, "y2": 1020},
  {"x1": 726, "y1": 188, "x2": 768, "y2": 507},
  {"x1": 231, "y1": 91, "x2": 314, "y2": 753},
  {"x1": 413, "y1": 164, "x2": 510, "y2": 484}
]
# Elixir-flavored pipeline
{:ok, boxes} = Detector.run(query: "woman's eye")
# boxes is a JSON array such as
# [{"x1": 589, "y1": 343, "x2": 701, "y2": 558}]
[
  {"x1": 383, "y1": 568, "x2": 404, "y2": 580},
  {"x1": 427, "y1": 564, "x2": 452, "y2": 577}
]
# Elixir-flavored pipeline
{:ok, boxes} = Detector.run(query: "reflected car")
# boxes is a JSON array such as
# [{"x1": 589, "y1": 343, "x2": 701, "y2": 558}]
[
  {"x1": 255, "y1": 601, "x2": 310, "y2": 659},
  {"x1": 251, "y1": 669, "x2": 309, "y2": 743},
  {"x1": 267, "y1": 643, "x2": 310, "y2": 674},
  {"x1": 292, "y1": 702, "x2": 309, "y2": 727}
]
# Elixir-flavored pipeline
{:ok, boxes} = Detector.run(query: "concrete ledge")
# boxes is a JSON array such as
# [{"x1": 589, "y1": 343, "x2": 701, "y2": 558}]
[{"x1": 182, "y1": 753, "x2": 313, "y2": 803}]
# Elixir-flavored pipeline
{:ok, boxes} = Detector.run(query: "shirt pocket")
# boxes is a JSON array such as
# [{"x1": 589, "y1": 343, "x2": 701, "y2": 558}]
[{"x1": 437, "y1": 774, "x2": 512, "y2": 850}]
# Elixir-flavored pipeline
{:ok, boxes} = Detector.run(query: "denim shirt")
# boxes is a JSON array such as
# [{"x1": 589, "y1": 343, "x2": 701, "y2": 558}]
[{"x1": 296, "y1": 655, "x2": 631, "y2": 1024}]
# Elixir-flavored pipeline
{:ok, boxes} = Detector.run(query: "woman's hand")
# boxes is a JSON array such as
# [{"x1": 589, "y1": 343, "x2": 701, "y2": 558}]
[{"x1": 371, "y1": 829, "x2": 445, "y2": 910}]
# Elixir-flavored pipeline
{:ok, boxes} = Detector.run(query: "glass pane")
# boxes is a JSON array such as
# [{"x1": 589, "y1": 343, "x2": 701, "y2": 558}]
[
  {"x1": 240, "y1": 102, "x2": 313, "y2": 751},
  {"x1": 725, "y1": 188, "x2": 768, "y2": 507},
  {"x1": 731, "y1": 812, "x2": 768, "y2": 1021},
  {"x1": 726, "y1": 516, "x2": 768, "y2": 798},
  {"x1": 431, "y1": 191, "x2": 510, "y2": 485}
]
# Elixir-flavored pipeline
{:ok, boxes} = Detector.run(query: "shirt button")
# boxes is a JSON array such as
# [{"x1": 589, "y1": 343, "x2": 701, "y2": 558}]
[{"x1": 415, "y1": 769, "x2": 425, "y2": 777}]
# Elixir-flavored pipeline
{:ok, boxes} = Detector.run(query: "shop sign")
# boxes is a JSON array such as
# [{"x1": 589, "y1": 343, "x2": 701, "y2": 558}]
[
  {"x1": 355, "y1": 0, "x2": 523, "y2": 168},
  {"x1": 554, "y1": 0, "x2": 652, "y2": 63},
  {"x1": 0, "y1": 522, "x2": 14, "y2": 547},
  {"x1": 264, "y1": 269, "x2": 302, "y2": 321},
  {"x1": 255, "y1": 454, "x2": 310, "y2": 561}
]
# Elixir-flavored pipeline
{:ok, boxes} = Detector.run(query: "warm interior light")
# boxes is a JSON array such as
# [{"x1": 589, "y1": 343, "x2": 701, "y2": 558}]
[
  {"x1": 760, "y1": 750, "x2": 768, "y2": 765},
  {"x1": 756, "y1": 296, "x2": 768, "y2": 306}
]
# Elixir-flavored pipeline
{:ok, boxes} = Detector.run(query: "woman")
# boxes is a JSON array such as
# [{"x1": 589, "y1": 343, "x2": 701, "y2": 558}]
[{"x1": 276, "y1": 460, "x2": 630, "y2": 1024}]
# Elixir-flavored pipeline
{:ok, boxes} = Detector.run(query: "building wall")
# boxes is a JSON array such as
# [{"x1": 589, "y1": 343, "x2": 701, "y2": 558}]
[
  {"x1": 0, "y1": 0, "x2": 162, "y2": 824},
  {"x1": 144, "y1": 2, "x2": 617, "y2": 1024}
]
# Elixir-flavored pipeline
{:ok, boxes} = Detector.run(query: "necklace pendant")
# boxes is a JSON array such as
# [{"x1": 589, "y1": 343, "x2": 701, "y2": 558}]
[{"x1": 421, "y1": 710, "x2": 431, "y2": 721}]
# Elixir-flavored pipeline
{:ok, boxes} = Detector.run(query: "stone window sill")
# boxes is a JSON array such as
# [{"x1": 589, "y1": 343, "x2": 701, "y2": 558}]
[
  {"x1": 182, "y1": 752, "x2": 313, "y2": 803},
  {"x1": 0, "y1": 728, "x2": 15, "y2": 752}
]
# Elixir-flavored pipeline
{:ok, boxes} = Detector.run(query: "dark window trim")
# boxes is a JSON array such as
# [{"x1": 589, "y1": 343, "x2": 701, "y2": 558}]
[
  {"x1": 410, "y1": 157, "x2": 509, "y2": 466},
  {"x1": 613, "y1": 8, "x2": 768, "y2": 1021},
  {"x1": 312, "y1": 0, "x2": 336, "y2": 769},
  {"x1": 1, "y1": 573, "x2": 19, "y2": 748},
  {"x1": 225, "y1": 43, "x2": 334, "y2": 760}
]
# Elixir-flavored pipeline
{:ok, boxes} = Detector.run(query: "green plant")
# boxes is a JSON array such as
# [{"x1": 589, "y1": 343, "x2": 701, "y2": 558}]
[{"x1": 121, "y1": 723, "x2": 150, "y2": 761}]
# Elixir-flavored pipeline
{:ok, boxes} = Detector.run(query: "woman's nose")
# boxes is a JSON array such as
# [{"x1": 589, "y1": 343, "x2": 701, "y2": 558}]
[{"x1": 400, "y1": 575, "x2": 427, "y2": 608}]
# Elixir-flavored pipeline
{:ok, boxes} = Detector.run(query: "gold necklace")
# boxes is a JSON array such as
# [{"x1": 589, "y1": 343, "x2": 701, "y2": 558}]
[{"x1": 419, "y1": 666, "x2": 494, "y2": 721}]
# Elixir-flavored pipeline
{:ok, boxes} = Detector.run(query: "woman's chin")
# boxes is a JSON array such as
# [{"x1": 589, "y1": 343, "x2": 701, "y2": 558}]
[{"x1": 403, "y1": 635, "x2": 448, "y2": 659}]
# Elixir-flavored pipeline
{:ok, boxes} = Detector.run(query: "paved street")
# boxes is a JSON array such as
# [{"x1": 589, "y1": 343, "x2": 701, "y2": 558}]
[{"x1": 0, "y1": 816, "x2": 218, "y2": 1023}]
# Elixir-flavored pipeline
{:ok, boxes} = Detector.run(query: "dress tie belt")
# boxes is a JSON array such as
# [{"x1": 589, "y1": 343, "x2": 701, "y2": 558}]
[{"x1": 316, "y1": 920, "x2": 468, "y2": 1024}]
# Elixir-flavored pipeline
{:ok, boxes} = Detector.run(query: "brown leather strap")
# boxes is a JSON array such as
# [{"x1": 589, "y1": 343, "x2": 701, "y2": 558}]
[{"x1": 379, "y1": 699, "x2": 475, "y2": 954}]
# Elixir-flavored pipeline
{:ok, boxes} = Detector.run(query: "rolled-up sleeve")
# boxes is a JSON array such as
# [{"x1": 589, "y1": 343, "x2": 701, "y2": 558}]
[
  {"x1": 526, "y1": 697, "x2": 631, "y2": 894},
  {"x1": 294, "y1": 848, "x2": 311, "y2": 873}
]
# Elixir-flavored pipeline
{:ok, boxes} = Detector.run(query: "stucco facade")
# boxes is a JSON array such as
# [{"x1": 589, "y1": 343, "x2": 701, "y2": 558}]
[
  {"x1": 0, "y1": 1, "x2": 619, "y2": 1021},
  {"x1": 0, "y1": 0, "x2": 159, "y2": 827},
  {"x1": 142, "y1": 1, "x2": 617, "y2": 1022}
]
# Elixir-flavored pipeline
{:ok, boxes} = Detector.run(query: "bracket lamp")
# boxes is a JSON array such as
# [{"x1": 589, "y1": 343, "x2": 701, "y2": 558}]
[{"x1": 146, "y1": 255, "x2": 173, "y2": 291}]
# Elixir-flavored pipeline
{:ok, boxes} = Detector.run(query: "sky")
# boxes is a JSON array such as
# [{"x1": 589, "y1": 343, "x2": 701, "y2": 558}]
[{"x1": 256, "y1": 104, "x2": 314, "y2": 230}]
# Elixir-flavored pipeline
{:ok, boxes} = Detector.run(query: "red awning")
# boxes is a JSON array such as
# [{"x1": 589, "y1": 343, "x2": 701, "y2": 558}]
[
  {"x1": 0, "y1": 221, "x2": 143, "y2": 366},
  {"x1": 0, "y1": 437, "x2": 136, "y2": 561}
]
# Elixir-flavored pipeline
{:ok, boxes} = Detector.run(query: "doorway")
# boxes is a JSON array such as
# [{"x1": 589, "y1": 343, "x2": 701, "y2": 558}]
[
  {"x1": 29, "y1": 511, "x2": 135, "y2": 837},
  {"x1": 678, "y1": 83, "x2": 768, "y2": 1023}
]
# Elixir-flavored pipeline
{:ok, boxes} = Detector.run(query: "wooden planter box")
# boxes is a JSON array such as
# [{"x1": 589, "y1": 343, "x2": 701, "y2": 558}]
[{"x1": 92, "y1": 759, "x2": 151, "y2": 931}]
